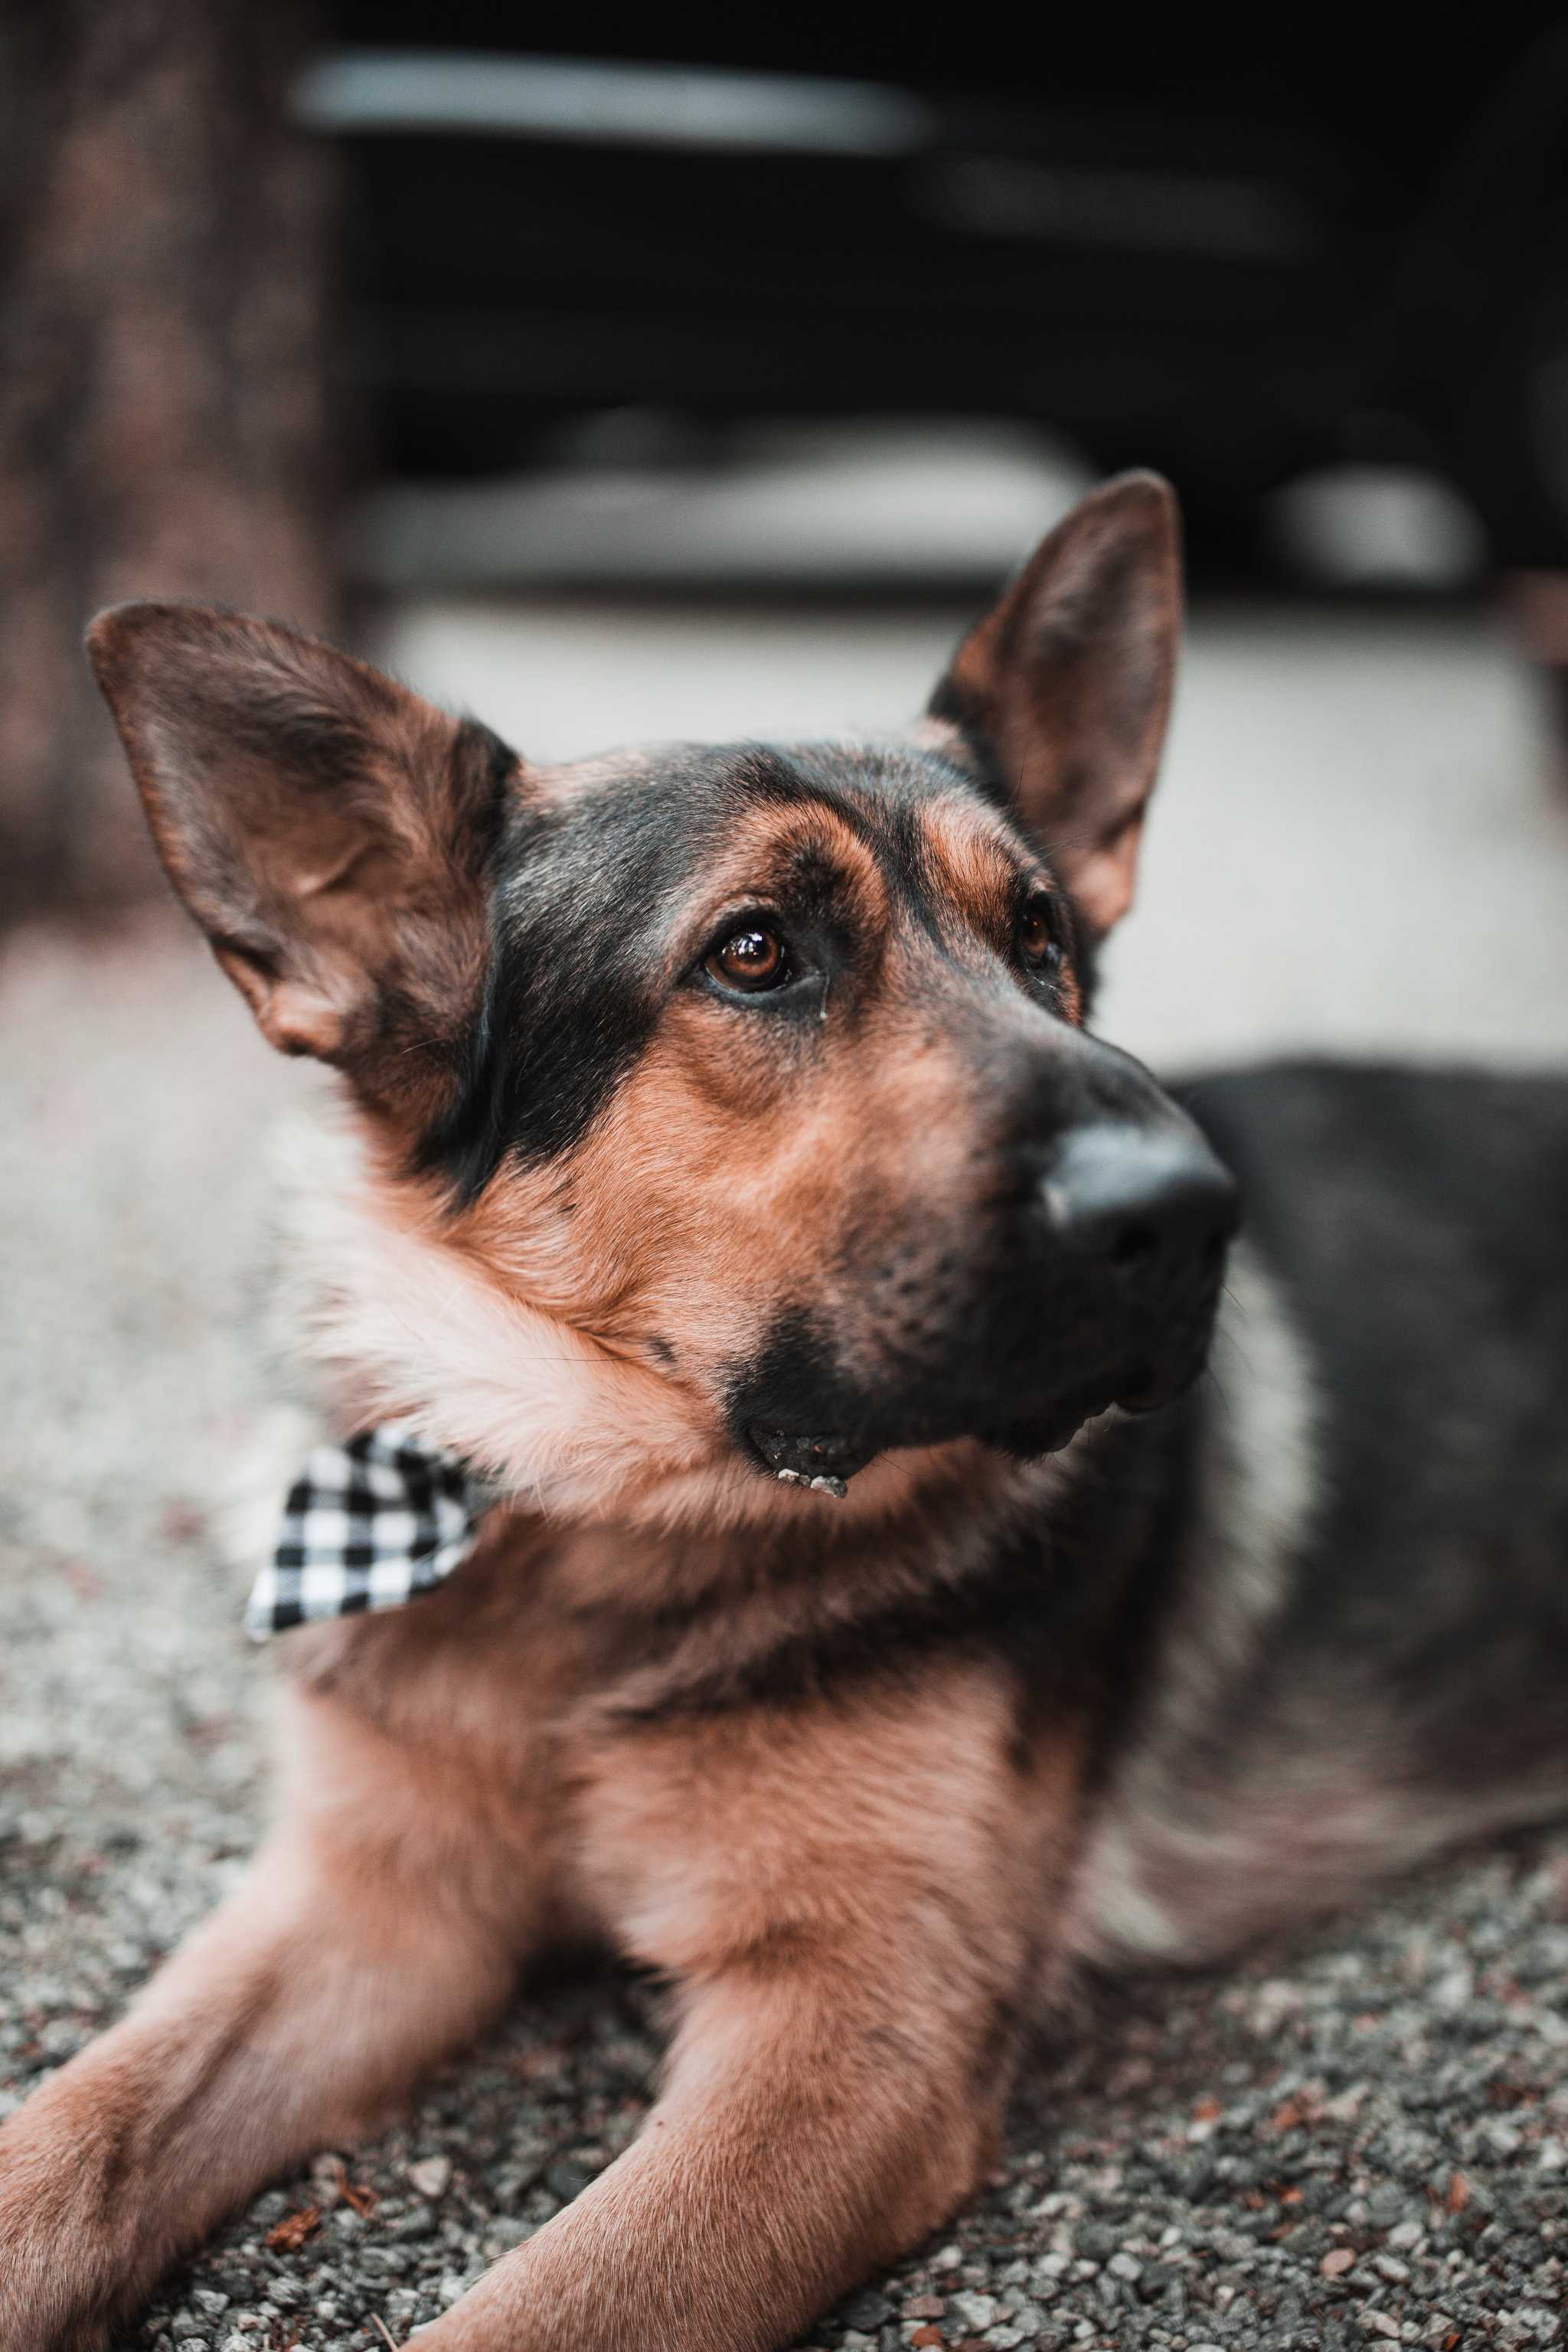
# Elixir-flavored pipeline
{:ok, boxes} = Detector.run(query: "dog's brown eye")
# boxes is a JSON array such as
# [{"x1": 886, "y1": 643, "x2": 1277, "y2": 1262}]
[
  {"x1": 707, "y1": 924, "x2": 789, "y2": 993},
  {"x1": 1018, "y1": 901, "x2": 1060, "y2": 972}
]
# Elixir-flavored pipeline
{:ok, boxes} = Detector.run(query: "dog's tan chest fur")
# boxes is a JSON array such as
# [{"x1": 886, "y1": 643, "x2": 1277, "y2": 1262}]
[{"x1": 277, "y1": 1507, "x2": 1087, "y2": 1993}]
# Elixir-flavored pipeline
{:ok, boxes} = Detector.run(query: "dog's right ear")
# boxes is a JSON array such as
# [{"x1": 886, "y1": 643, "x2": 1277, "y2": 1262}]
[{"x1": 88, "y1": 604, "x2": 516, "y2": 1095}]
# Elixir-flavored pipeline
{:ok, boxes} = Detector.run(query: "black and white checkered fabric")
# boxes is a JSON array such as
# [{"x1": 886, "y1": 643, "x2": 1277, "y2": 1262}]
[{"x1": 245, "y1": 1421, "x2": 488, "y2": 1640}]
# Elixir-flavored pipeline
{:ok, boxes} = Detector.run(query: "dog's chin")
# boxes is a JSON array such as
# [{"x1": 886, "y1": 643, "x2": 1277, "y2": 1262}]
[
  {"x1": 975, "y1": 1370, "x2": 1148, "y2": 1463},
  {"x1": 1002, "y1": 1346, "x2": 1207, "y2": 1445}
]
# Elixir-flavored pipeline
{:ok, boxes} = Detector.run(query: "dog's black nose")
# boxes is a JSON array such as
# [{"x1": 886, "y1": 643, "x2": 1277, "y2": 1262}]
[{"x1": 1040, "y1": 1123, "x2": 1239, "y2": 1279}]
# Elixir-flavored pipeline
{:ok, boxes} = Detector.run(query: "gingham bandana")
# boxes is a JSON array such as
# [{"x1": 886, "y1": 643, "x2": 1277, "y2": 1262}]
[{"x1": 245, "y1": 1422, "x2": 489, "y2": 1640}]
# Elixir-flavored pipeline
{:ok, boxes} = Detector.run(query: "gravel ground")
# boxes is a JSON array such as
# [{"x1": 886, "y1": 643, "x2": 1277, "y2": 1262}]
[{"x1": 4, "y1": 600, "x2": 1568, "y2": 2352}]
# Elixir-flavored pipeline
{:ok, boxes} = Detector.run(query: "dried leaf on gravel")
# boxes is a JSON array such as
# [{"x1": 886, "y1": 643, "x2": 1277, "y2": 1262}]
[{"x1": 264, "y1": 2203, "x2": 321, "y2": 2251}]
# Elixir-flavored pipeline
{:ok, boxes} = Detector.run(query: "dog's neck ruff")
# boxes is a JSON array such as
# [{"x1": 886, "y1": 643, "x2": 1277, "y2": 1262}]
[{"x1": 246, "y1": 1422, "x2": 490, "y2": 1640}]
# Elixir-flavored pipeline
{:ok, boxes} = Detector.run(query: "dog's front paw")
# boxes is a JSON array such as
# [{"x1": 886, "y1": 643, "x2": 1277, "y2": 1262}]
[
  {"x1": 0, "y1": 2096, "x2": 141, "y2": 2352},
  {"x1": 0, "y1": 2224, "x2": 113, "y2": 2352}
]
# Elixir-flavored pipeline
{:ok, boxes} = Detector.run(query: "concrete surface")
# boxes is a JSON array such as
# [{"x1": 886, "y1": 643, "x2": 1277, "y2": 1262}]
[{"x1": 2, "y1": 599, "x2": 1567, "y2": 2352}]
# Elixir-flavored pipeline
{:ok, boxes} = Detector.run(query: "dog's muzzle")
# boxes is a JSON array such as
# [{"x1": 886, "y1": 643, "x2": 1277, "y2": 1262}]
[{"x1": 730, "y1": 1103, "x2": 1237, "y2": 1495}]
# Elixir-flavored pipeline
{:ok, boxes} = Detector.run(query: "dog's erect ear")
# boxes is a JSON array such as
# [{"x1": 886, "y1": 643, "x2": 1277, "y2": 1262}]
[
  {"x1": 88, "y1": 603, "x2": 515, "y2": 1094},
  {"x1": 929, "y1": 471, "x2": 1182, "y2": 936}
]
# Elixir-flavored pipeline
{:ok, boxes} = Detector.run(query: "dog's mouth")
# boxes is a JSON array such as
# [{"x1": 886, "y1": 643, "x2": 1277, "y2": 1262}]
[
  {"x1": 746, "y1": 1367, "x2": 1152, "y2": 1498},
  {"x1": 746, "y1": 1426, "x2": 878, "y2": 1499}
]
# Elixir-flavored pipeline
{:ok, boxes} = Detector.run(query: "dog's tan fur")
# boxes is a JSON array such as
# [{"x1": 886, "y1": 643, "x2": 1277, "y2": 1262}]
[{"x1": 0, "y1": 478, "x2": 1183, "y2": 2350}]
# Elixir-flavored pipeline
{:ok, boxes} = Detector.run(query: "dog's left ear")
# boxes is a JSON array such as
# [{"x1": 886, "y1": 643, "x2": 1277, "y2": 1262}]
[{"x1": 929, "y1": 471, "x2": 1182, "y2": 936}]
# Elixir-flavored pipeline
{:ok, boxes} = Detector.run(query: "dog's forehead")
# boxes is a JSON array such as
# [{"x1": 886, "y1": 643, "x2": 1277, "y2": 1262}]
[{"x1": 502, "y1": 733, "x2": 1025, "y2": 919}]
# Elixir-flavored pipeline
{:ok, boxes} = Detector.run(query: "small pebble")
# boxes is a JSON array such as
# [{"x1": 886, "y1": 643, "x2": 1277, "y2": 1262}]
[{"x1": 951, "y1": 2291, "x2": 998, "y2": 2330}]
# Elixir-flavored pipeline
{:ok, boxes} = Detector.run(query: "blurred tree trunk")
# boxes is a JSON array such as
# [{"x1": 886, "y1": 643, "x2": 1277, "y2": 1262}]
[{"x1": 0, "y1": 0, "x2": 338, "y2": 923}]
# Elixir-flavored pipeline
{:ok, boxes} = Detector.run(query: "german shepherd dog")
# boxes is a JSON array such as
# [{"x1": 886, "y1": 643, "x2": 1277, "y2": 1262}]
[{"x1": 3, "y1": 475, "x2": 1566, "y2": 2351}]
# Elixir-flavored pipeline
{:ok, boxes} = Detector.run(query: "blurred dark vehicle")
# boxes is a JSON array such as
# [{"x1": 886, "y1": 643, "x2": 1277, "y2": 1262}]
[{"x1": 310, "y1": 16, "x2": 1568, "y2": 580}]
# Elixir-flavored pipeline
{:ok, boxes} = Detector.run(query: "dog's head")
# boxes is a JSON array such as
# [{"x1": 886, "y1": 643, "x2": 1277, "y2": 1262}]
[{"x1": 90, "y1": 472, "x2": 1236, "y2": 1524}]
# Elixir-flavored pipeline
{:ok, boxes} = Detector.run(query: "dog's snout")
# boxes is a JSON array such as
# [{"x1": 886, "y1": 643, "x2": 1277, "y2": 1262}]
[{"x1": 1040, "y1": 1124, "x2": 1239, "y2": 1281}]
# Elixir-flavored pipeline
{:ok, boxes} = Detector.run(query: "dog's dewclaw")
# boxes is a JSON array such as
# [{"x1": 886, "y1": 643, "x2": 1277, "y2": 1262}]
[
  {"x1": 775, "y1": 1467, "x2": 809, "y2": 1487},
  {"x1": 808, "y1": 1475, "x2": 848, "y2": 1499}
]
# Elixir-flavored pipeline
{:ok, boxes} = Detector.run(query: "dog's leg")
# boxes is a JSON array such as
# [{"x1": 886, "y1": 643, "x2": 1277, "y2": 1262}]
[
  {"x1": 412, "y1": 1945, "x2": 1015, "y2": 2352},
  {"x1": 0, "y1": 1687, "x2": 541, "y2": 2352},
  {"x1": 413, "y1": 1671, "x2": 1070, "y2": 2352}
]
